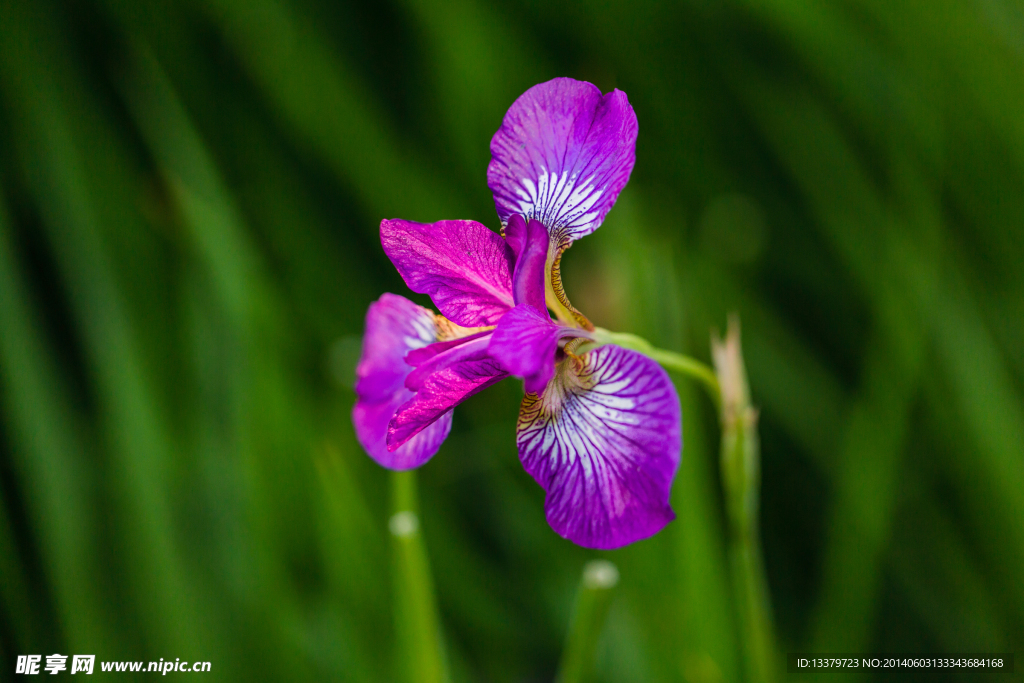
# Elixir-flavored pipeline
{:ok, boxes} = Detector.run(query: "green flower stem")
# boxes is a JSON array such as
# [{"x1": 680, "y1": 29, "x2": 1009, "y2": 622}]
[
  {"x1": 390, "y1": 470, "x2": 449, "y2": 683},
  {"x1": 555, "y1": 560, "x2": 620, "y2": 683},
  {"x1": 590, "y1": 328, "x2": 722, "y2": 410},
  {"x1": 721, "y1": 412, "x2": 777, "y2": 683},
  {"x1": 731, "y1": 530, "x2": 777, "y2": 683},
  {"x1": 647, "y1": 348, "x2": 722, "y2": 411}
]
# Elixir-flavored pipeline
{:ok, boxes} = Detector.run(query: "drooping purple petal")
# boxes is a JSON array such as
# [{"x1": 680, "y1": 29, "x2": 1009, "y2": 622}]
[
  {"x1": 388, "y1": 352, "x2": 507, "y2": 451},
  {"x1": 489, "y1": 305, "x2": 578, "y2": 395},
  {"x1": 381, "y1": 218, "x2": 515, "y2": 327},
  {"x1": 488, "y1": 78, "x2": 638, "y2": 243},
  {"x1": 354, "y1": 293, "x2": 436, "y2": 402},
  {"x1": 352, "y1": 294, "x2": 452, "y2": 469},
  {"x1": 516, "y1": 345, "x2": 681, "y2": 549},
  {"x1": 503, "y1": 214, "x2": 549, "y2": 313},
  {"x1": 354, "y1": 395, "x2": 451, "y2": 470}
]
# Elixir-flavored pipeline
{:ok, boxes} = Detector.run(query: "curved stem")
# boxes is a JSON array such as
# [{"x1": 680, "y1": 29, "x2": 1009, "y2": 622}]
[
  {"x1": 590, "y1": 328, "x2": 722, "y2": 410},
  {"x1": 647, "y1": 348, "x2": 722, "y2": 412}
]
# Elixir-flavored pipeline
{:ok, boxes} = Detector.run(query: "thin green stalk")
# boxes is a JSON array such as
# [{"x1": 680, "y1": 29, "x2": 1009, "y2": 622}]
[
  {"x1": 730, "y1": 530, "x2": 776, "y2": 683},
  {"x1": 720, "y1": 407, "x2": 776, "y2": 683},
  {"x1": 713, "y1": 319, "x2": 777, "y2": 683},
  {"x1": 556, "y1": 560, "x2": 620, "y2": 683},
  {"x1": 591, "y1": 328, "x2": 722, "y2": 410},
  {"x1": 647, "y1": 348, "x2": 722, "y2": 412},
  {"x1": 390, "y1": 470, "x2": 449, "y2": 683}
]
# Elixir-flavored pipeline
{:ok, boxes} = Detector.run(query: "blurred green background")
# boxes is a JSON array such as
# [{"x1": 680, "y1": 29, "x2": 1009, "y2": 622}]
[{"x1": 1, "y1": 0, "x2": 1022, "y2": 680}]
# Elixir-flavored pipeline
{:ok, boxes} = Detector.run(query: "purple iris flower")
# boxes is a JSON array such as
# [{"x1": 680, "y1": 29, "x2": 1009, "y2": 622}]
[{"x1": 353, "y1": 78, "x2": 681, "y2": 549}]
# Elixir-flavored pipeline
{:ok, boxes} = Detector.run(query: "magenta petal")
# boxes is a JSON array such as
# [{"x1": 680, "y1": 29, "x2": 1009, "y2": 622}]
[
  {"x1": 352, "y1": 294, "x2": 452, "y2": 469},
  {"x1": 488, "y1": 78, "x2": 638, "y2": 243},
  {"x1": 503, "y1": 215, "x2": 549, "y2": 313},
  {"x1": 504, "y1": 214, "x2": 530, "y2": 257},
  {"x1": 354, "y1": 294, "x2": 436, "y2": 402},
  {"x1": 388, "y1": 355, "x2": 507, "y2": 450},
  {"x1": 381, "y1": 218, "x2": 515, "y2": 326},
  {"x1": 489, "y1": 305, "x2": 575, "y2": 395},
  {"x1": 354, "y1": 393, "x2": 452, "y2": 470},
  {"x1": 516, "y1": 345, "x2": 681, "y2": 549},
  {"x1": 404, "y1": 329, "x2": 493, "y2": 367},
  {"x1": 405, "y1": 335, "x2": 493, "y2": 391}
]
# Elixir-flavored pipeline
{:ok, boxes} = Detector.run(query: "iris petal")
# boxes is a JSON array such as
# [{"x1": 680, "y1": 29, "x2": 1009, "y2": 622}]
[
  {"x1": 352, "y1": 294, "x2": 452, "y2": 469},
  {"x1": 516, "y1": 345, "x2": 681, "y2": 549},
  {"x1": 388, "y1": 352, "x2": 507, "y2": 451},
  {"x1": 353, "y1": 396, "x2": 451, "y2": 470},
  {"x1": 381, "y1": 218, "x2": 515, "y2": 327},
  {"x1": 405, "y1": 335, "x2": 493, "y2": 391},
  {"x1": 404, "y1": 329, "x2": 493, "y2": 368},
  {"x1": 488, "y1": 78, "x2": 638, "y2": 243}
]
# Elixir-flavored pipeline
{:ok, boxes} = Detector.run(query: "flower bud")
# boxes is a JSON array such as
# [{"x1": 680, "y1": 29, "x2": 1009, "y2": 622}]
[{"x1": 712, "y1": 315, "x2": 760, "y2": 536}]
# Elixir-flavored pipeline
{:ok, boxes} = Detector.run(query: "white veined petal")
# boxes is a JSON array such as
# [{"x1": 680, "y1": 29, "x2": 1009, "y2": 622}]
[{"x1": 516, "y1": 345, "x2": 681, "y2": 549}]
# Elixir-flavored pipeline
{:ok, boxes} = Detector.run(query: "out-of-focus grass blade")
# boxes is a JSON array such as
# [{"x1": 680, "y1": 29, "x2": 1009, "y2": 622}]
[
  {"x1": 397, "y1": 0, "x2": 544, "y2": 191},
  {"x1": 556, "y1": 560, "x2": 620, "y2": 683},
  {"x1": 927, "y1": 268, "x2": 1024, "y2": 627},
  {"x1": 315, "y1": 443, "x2": 387, "y2": 626},
  {"x1": 0, "y1": 477, "x2": 41, "y2": 650},
  {"x1": 0, "y1": 0, "x2": 202, "y2": 656},
  {"x1": 118, "y1": 43, "x2": 356, "y2": 678},
  {"x1": 390, "y1": 471, "x2": 450, "y2": 683},
  {"x1": 0, "y1": 196, "x2": 96, "y2": 653},
  {"x1": 808, "y1": 336, "x2": 919, "y2": 651},
  {"x1": 890, "y1": 486, "x2": 1008, "y2": 651},
  {"x1": 197, "y1": 0, "x2": 460, "y2": 223}
]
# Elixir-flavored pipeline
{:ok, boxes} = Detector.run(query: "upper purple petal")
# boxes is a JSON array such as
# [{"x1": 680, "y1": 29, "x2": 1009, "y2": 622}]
[
  {"x1": 352, "y1": 294, "x2": 452, "y2": 469},
  {"x1": 503, "y1": 214, "x2": 549, "y2": 313},
  {"x1": 488, "y1": 78, "x2": 638, "y2": 243},
  {"x1": 489, "y1": 304, "x2": 577, "y2": 395},
  {"x1": 516, "y1": 345, "x2": 681, "y2": 549},
  {"x1": 381, "y1": 218, "x2": 515, "y2": 327}
]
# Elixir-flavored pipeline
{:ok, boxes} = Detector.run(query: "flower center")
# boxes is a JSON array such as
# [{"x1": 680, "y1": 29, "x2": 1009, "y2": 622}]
[
  {"x1": 434, "y1": 316, "x2": 493, "y2": 341},
  {"x1": 531, "y1": 349, "x2": 597, "y2": 417}
]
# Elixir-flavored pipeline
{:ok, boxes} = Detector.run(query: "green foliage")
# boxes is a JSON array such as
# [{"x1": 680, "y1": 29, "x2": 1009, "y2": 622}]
[{"x1": 0, "y1": 0, "x2": 1021, "y2": 680}]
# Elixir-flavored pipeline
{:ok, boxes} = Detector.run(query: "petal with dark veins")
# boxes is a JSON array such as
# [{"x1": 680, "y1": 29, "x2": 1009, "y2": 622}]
[
  {"x1": 516, "y1": 345, "x2": 681, "y2": 549},
  {"x1": 488, "y1": 78, "x2": 637, "y2": 243},
  {"x1": 381, "y1": 218, "x2": 514, "y2": 327}
]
